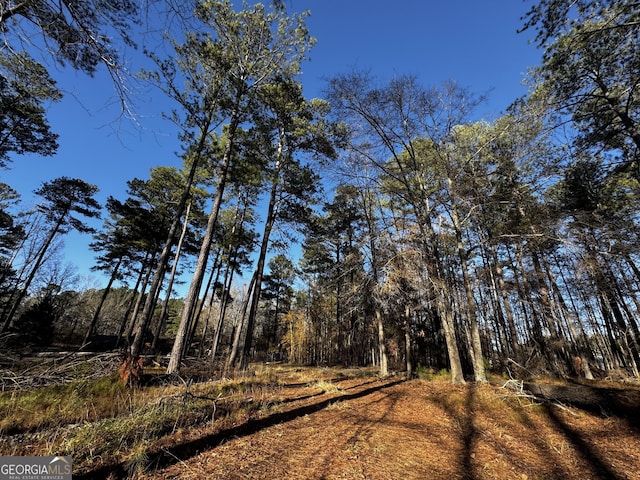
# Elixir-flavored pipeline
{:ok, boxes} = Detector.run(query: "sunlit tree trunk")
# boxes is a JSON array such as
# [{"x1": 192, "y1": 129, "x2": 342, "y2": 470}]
[
  {"x1": 404, "y1": 305, "x2": 413, "y2": 378},
  {"x1": 480, "y1": 249, "x2": 509, "y2": 361},
  {"x1": 437, "y1": 292, "x2": 465, "y2": 384},
  {"x1": 238, "y1": 170, "x2": 279, "y2": 369},
  {"x1": 126, "y1": 254, "x2": 156, "y2": 344},
  {"x1": 545, "y1": 255, "x2": 594, "y2": 379},
  {"x1": 375, "y1": 308, "x2": 388, "y2": 377},
  {"x1": 187, "y1": 249, "x2": 221, "y2": 353},
  {"x1": 151, "y1": 201, "x2": 191, "y2": 352},
  {"x1": 209, "y1": 250, "x2": 236, "y2": 362},
  {"x1": 115, "y1": 254, "x2": 147, "y2": 349},
  {"x1": 448, "y1": 178, "x2": 486, "y2": 382},
  {"x1": 167, "y1": 105, "x2": 242, "y2": 375},
  {"x1": 129, "y1": 143, "x2": 211, "y2": 363},
  {"x1": 491, "y1": 247, "x2": 520, "y2": 361},
  {"x1": 227, "y1": 273, "x2": 256, "y2": 370}
]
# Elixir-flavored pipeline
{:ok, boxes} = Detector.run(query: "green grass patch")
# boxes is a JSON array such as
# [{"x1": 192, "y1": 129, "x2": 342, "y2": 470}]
[
  {"x1": 0, "y1": 374, "x2": 127, "y2": 433},
  {"x1": 416, "y1": 366, "x2": 451, "y2": 380}
]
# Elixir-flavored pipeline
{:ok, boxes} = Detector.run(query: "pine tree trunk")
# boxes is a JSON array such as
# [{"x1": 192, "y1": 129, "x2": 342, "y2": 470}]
[
  {"x1": 83, "y1": 256, "x2": 123, "y2": 346},
  {"x1": 167, "y1": 106, "x2": 242, "y2": 375},
  {"x1": 438, "y1": 293, "x2": 465, "y2": 384},
  {"x1": 376, "y1": 308, "x2": 388, "y2": 377},
  {"x1": 513, "y1": 244, "x2": 544, "y2": 353},
  {"x1": 490, "y1": 244, "x2": 520, "y2": 361},
  {"x1": 114, "y1": 256, "x2": 147, "y2": 349},
  {"x1": 460, "y1": 246, "x2": 486, "y2": 381},
  {"x1": 186, "y1": 252, "x2": 220, "y2": 353},
  {"x1": 126, "y1": 255, "x2": 156, "y2": 344},
  {"x1": 239, "y1": 172, "x2": 280, "y2": 370},
  {"x1": 209, "y1": 248, "x2": 238, "y2": 362},
  {"x1": 226, "y1": 272, "x2": 256, "y2": 370},
  {"x1": 151, "y1": 201, "x2": 191, "y2": 352},
  {"x1": 404, "y1": 305, "x2": 413, "y2": 378},
  {"x1": 448, "y1": 177, "x2": 486, "y2": 382},
  {"x1": 129, "y1": 136, "x2": 206, "y2": 360}
]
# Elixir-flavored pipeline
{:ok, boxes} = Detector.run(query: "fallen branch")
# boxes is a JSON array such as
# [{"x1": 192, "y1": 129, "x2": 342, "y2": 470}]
[
  {"x1": 506, "y1": 357, "x2": 535, "y2": 378},
  {"x1": 157, "y1": 390, "x2": 225, "y2": 408},
  {"x1": 0, "y1": 353, "x2": 122, "y2": 391},
  {"x1": 501, "y1": 380, "x2": 581, "y2": 415},
  {"x1": 158, "y1": 388, "x2": 224, "y2": 434},
  {"x1": 501, "y1": 378, "x2": 524, "y2": 393},
  {"x1": 499, "y1": 379, "x2": 542, "y2": 404}
]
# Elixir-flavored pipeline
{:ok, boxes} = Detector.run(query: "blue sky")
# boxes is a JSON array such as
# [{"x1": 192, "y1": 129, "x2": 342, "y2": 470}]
[{"x1": 1, "y1": 0, "x2": 542, "y2": 291}]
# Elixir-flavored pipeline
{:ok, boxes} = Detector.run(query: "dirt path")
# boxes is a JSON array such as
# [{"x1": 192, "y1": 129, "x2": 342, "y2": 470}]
[{"x1": 139, "y1": 376, "x2": 640, "y2": 480}]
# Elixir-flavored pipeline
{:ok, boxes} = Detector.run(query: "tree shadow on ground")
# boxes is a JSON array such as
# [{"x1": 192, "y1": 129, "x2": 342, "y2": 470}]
[
  {"x1": 460, "y1": 383, "x2": 476, "y2": 480},
  {"x1": 511, "y1": 382, "x2": 633, "y2": 479},
  {"x1": 317, "y1": 383, "x2": 405, "y2": 479},
  {"x1": 427, "y1": 380, "x2": 634, "y2": 480},
  {"x1": 276, "y1": 391, "x2": 324, "y2": 405},
  {"x1": 513, "y1": 402, "x2": 571, "y2": 479},
  {"x1": 542, "y1": 403, "x2": 625, "y2": 480},
  {"x1": 75, "y1": 378, "x2": 405, "y2": 480},
  {"x1": 426, "y1": 382, "x2": 478, "y2": 480},
  {"x1": 524, "y1": 381, "x2": 640, "y2": 434},
  {"x1": 341, "y1": 378, "x2": 381, "y2": 390}
]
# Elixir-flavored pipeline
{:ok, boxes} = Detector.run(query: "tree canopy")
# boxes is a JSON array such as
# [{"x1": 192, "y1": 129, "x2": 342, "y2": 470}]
[{"x1": 3, "y1": 0, "x2": 640, "y2": 388}]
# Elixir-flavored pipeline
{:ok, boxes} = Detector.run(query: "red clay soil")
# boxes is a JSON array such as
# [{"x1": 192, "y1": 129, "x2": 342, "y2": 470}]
[{"x1": 140, "y1": 376, "x2": 640, "y2": 480}]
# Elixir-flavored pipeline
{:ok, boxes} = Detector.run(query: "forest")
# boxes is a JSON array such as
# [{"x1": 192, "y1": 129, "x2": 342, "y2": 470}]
[
  {"x1": 2, "y1": 0, "x2": 640, "y2": 384},
  {"x1": 2, "y1": 1, "x2": 640, "y2": 478},
  {"x1": 0, "y1": 0, "x2": 640, "y2": 383}
]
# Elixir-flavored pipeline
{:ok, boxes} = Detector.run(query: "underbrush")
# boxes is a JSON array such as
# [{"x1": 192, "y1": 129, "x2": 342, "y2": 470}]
[
  {"x1": 0, "y1": 363, "x2": 376, "y2": 475},
  {"x1": 60, "y1": 392, "x2": 222, "y2": 474},
  {"x1": 1, "y1": 369, "x2": 271, "y2": 471}
]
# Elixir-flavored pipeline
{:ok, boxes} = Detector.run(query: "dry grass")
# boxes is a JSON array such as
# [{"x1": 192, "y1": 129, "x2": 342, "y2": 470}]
[
  {"x1": 1, "y1": 363, "x2": 639, "y2": 480},
  {"x1": 0, "y1": 365, "x2": 291, "y2": 473}
]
